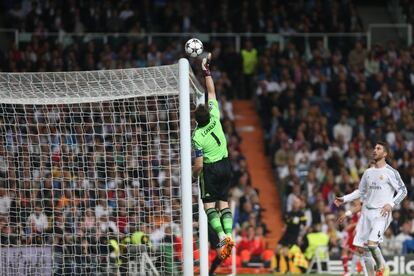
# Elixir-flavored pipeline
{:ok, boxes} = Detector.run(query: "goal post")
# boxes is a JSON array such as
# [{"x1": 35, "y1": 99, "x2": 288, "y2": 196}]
[
  {"x1": 179, "y1": 58, "x2": 209, "y2": 276},
  {"x1": 0, "y1": 60, "x2": 207, "y2": 275},
  {"x1": 178, "y1": 58, "x2": 194, "y2": 276}
]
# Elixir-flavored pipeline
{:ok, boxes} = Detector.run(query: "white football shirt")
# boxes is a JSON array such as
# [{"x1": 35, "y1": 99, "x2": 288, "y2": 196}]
[{"x1": 343, "y1": 164, "x2": 407, "y2": 208}]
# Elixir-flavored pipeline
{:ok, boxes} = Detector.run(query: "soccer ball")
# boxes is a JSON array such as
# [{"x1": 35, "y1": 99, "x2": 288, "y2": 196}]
[{"x1": 185, "y1": 38, "x2": 203, "y2": 58}]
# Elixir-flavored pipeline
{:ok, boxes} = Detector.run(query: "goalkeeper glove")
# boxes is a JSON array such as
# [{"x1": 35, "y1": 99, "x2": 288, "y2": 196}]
[{"x1": 201, "y1": 52, "x2": 212, "y2": 77}]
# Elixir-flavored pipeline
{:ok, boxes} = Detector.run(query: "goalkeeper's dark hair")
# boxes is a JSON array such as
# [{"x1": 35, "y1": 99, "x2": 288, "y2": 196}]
[{"x1": 195, "y1": 104, "x2": 210, "y2": 127}]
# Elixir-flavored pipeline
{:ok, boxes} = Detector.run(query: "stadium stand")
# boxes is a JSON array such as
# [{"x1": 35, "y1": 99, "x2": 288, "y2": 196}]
[
  {"x1": 256, "y1": 22, "x2": 414, "y2": 258},
  {"x1": 398, "y1": 0, "x2": 414, "y2": 26},
  {"x1": 2, "y1": 0, "x2": 362, "y2": 33},
  {"x1": 0, "y1": 0, "x2": 413, "y2": 274}
]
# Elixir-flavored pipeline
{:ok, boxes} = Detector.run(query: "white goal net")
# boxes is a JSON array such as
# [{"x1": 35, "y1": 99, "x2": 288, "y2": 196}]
[{"x1": 0, "y1": 63, "x2": 204, "y2": 275}]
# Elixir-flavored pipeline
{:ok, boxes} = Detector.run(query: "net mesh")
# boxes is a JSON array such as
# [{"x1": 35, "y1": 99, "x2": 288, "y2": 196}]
[{"x1": 0, "y1": 63, "x2": 203, "y2": 275}]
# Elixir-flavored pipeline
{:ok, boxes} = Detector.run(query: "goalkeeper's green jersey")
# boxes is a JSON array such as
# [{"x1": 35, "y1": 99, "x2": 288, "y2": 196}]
[{"x1": 192, "y1": 99, "x2": 228, "y2": 164}]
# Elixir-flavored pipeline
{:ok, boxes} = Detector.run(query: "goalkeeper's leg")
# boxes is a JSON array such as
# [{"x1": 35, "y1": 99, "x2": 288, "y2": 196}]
[
  {"x1": 201, "y1": 168, "x2": 227, "y2": 243},
  {"x1": 217, "y1": 200, "x2": 235, "y2": 260},
  {"x1": 205, "y1": 203, "x2": 226, "y2": 241},
  {"x1": 220, "y1": 204, "x2": 233, "y2": 237},
  {"x1": 205, "y1": 204, "x2": 234, "y2": 262},
  {"x1": 203, "y1": 158, "x2": 234, "y2": 260},
  {"x1": 208, "y1": 225, "x2": 223, "y2": 275}
]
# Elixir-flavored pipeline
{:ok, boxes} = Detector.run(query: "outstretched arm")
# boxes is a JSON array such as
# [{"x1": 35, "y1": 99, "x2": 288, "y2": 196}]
[
  {"x1": 205, "y1": 76, "x2": 216, "y2": 100},
  {"x1": 334, "y1": 189, "x2": 361, "y2": 207},
  {"x1": 202, "y1": 53, "x2": 216, "y2": 100},
  {"x1": 192, "y1": 156, "x2": 203, "y2": 179},
  {"x1": 343, "y1": 189, "x2": 362, "y2": 203},
  {"x1": 335, "y1": 171, "x2": 368, "y2": 207}
]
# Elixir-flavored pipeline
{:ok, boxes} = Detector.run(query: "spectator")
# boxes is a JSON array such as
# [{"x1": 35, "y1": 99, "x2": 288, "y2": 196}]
[
  {"x1": 286, "y1": 183, "x2": 302, "y2": 213},
  {"x1": 348, "y1": 41, "x2": 367, "y2": 71},
  {"x1": 390, "y1": 211, "x2": 402, "y2": 235},
  {"x1": 238, "y1": 225, "x2": 272, "y2": 267},
  {"x1": 80, "y1": 208, "x2": 96, "y2": 234},
  {"x1": 274, "y1": 141, "x2": 295, "y2": 177},
  {"x1": 373, "y1": 83, "x2": 393, "y2": 108},
  {"x1": 395, "y1": 220, "x2": 413, "y2": 253},
  {"x1": 98, "y1": 215, "x2": 119, "y2": 234},
  {"x1": 382, "y1": 228, "x2": 399, "y2": 256},
  {"x1": 333, "y1": 114, "x2": 353, "y2": 143},
  {"x1": 0, "y1": 188, "x2": 11, "y2": 217},
  {"x1": 95, "y1": 199, "x2": 112, "y2": 219},
  {"x1": 240, "y1": 40, "x2": 258, "y2": 99},
  {"x1": 364, "y1": 51, "x2": 380, "y2": 76},
  {"x1": 26, "y1": 206, "x2": 49, "y2": 243}
]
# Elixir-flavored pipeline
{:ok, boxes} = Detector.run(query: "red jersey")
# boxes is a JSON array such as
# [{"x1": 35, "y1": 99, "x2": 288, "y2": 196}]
[{"x1": 344, "y1": 213, "x2": 360, "y2": 250}]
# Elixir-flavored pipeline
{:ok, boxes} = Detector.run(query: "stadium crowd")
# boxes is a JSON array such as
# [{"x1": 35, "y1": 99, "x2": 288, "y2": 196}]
[
  {"x1": 256, "y1": 30, "x2": 414, "y2": 262},
  {"x1": 399, "y1": 0, "x2": 414, "y2": 28},
  {"x1": 0, "y1": 0, "x2": 413, "y2": 274},
  {"x1": 3, "y1": 0, "x2": 362, "y2": 34}
]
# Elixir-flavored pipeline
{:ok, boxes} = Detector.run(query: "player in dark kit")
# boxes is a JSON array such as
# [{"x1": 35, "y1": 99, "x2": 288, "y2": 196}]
[
  {"x1": 192, "y1": 53, "x2": 235, "y2": 260},
  {"x1": 275, "y1": 198, "x2": 307, "y2": 273}
]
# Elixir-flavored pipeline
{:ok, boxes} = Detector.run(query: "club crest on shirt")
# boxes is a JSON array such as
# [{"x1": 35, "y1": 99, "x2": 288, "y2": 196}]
[{"x1": 379, "y1": 175, "x2": 384, "y2": 180}]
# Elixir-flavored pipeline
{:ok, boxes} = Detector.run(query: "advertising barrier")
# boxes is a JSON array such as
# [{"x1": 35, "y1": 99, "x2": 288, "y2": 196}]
[
  {"x1": 0, "y1": 246, "x2": 53, "y2": 275},
  {"x1": 327, "y1": 255, "x2": 414, "y2": 275}
]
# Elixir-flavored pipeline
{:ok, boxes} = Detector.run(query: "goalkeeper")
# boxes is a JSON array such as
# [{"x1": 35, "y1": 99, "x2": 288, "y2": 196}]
[{"x1": 192, "y1": 53, "x2": 235, "y2": 260}]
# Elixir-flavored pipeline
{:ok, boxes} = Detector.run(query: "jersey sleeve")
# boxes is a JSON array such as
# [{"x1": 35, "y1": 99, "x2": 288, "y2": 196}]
[
  {"x1": 357, "y1": 171, "x2": 368, "y2": 201},
  {"x1": 208, "y1": 99, "x2": 220, "y2": 120},
  {"x1": 344, "y1": 172, "x2": 367, "y2": 203},
  {"x1": 389, "y1": 168, "x2": 407, "y2": 207},
  {"x1": 192, "y1": 135, "x2": 203, "y2": 158},
  {"x1": 343, "y1": 189, "x2": 361, "y2": 203}
]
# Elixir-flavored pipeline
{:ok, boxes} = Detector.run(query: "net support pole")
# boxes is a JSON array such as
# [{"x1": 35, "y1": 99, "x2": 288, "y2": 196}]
[
  {"x1": 199, "y1": 195, "x2": 209, "y2": 276},
  {"x1": 179, "y1": 58, "x2": 194, "y2": 276},
  {"x1": 230, "y1": 199, "x2": 237, "y2": 276},
  {"x1": 196, "y1": 84, "x2": 209, "y2": 276}
]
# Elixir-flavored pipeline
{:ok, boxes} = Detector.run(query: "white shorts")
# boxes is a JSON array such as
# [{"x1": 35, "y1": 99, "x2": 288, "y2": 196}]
[{"x1": 353, "y1": 206, "x2": 392, "y2": 248}]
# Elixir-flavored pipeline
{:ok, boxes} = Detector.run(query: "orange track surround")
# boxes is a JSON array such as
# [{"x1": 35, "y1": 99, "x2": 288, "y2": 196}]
[{"x1": 233, "y1": 100, "x2": 282, "y2": 250}]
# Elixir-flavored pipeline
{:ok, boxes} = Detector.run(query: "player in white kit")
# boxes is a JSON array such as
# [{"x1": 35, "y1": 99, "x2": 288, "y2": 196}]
[{"x1": 335, "y1": 142, "x2": 407, "y2": 276}]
